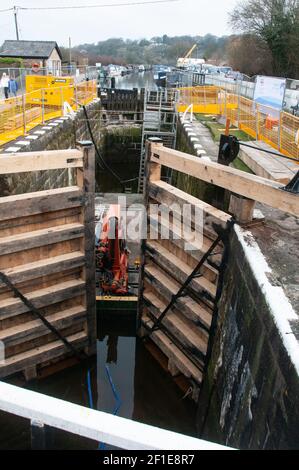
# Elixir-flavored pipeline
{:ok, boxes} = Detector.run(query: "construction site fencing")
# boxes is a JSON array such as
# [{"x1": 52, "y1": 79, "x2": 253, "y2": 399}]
[
  {"x1": 0, "y1": 80, "x2": 97, "y2": 147},
  {"x1": 178, "y1": 86, "x2": 299, "y2": 161}
]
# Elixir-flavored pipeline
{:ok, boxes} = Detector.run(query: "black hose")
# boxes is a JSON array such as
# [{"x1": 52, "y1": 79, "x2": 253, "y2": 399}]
[{"x1": 82, "y1": 105, "x2": 139, "y2": 187}]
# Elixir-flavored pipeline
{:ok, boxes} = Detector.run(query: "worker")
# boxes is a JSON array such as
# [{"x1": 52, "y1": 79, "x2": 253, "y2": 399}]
[
  {"x1": 0, "y1": 73, "x2": 9, "y2": 99},
  {"x1": 8, "y1": 77, "x2": 18, "y2": 97}
]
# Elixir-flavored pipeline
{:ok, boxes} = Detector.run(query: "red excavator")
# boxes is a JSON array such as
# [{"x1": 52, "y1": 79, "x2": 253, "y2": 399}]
[{"x1": 95, "y1": 205, "x2": 129, "y2": 295}]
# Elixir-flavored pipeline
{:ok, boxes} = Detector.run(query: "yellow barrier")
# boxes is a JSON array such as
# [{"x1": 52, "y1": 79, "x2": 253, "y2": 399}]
[
  {"x1": 0, "y1": 79, "x2": 97, "y2": 147},
  {"x1": 178, "y1": 86, "x2": 299, "y2": 161}
]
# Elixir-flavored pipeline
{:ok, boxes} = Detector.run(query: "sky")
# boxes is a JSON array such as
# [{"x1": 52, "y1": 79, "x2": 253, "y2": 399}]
[{"x1": 0, "y1": 0, "x2": 238, "y2": 47}]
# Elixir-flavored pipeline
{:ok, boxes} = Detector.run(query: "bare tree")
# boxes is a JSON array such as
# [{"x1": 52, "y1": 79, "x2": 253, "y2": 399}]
[
  {"x1": 230, "y1": 0, "x2": 299, "y2": 77},
  {"x1": 227, "y1": 35, "x2": 273, "y2": 76}
]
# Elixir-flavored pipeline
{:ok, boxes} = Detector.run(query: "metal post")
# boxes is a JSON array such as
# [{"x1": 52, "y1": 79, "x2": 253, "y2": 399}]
[
  {"x1": 60, "y1": 87, "x2": 64, "y2": 116},
  {"x1": 22, "y1": 93, "x2": 27, "y2": 136},
  {"x1": 279, "y1": 110, "x2": 282, "y2": 153},
  {"x1": 41, "y1": 88, "x2": 45, "y2": 124},
  {"x1": 256, "y1": 103, "x2": 259, "y2": 140}
]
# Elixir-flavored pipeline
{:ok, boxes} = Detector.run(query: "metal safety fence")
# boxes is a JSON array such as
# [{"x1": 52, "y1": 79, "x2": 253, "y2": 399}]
[
  {"x1": 0, "y1": 79, "x2": 97, "y2": 147},
  {"x1": 178, "y1": 86, "x2": 299, "y2": 161}
]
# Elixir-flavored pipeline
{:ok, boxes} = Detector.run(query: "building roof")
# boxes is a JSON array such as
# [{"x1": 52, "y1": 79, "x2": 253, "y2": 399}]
[{"x1": 0, "y1": 40, "x2": 62, "y2": 60}]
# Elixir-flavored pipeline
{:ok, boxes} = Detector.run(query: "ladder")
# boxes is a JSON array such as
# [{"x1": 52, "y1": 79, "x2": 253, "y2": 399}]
[{"x1": 138, "y1": 89, "x2": 178, "y2": 194}]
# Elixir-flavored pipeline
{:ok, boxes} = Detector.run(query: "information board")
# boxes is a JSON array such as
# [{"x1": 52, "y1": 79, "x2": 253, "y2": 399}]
[{"x1": 254, "y1": 75, "x2": 286, "y2": 110}]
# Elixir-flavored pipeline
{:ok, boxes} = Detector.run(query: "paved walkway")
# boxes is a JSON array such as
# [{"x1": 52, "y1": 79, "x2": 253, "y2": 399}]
[{"x1": 179, "y1": 114, "x2": 218, "y2": 162}]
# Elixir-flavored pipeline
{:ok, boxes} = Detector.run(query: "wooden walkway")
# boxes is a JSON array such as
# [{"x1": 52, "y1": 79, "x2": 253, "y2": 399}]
[{"x1": 239, "y1": 140, "x2": 298, "y2": 183}]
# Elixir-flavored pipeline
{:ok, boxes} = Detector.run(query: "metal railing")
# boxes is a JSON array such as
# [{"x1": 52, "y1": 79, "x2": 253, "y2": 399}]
[
  {"x1": 0, "y1": 79, "x2": 97, "y2": 147},
  {"x1": 0, "y1": 381, "x2": 232, "y2": 450},
  {"x1": 178, "y1": 86, "x2": 299, "y2": 161}
]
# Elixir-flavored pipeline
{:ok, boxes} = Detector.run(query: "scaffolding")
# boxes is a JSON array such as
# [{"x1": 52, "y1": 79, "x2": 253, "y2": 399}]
[{"x1": 138, "y1": 89, "x2": 178, "y2": 194}]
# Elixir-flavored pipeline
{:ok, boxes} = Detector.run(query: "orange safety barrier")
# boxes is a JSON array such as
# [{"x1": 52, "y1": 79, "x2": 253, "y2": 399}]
[
  {"x1": 0, "y1": 79, "x2": 97, "y2": 147},
  {"x1": 178, "y1": 86, "x2": 299, "y2": 162}
]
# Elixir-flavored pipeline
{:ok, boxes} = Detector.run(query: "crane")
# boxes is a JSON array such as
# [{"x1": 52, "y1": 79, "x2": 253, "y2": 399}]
[{"x1": 177, "y1": 44, "x2": 200, "y2": 68}]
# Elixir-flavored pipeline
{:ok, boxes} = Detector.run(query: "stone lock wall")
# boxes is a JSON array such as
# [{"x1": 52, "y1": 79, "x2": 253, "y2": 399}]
[{"x1": 197, "y1": 226, "x2": 299, "y2": 450}]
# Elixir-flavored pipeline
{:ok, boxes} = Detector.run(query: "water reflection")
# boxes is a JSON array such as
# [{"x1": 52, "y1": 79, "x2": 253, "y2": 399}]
[{"x1": 112, "y1": 71, "x2": 158, "y2": 91}]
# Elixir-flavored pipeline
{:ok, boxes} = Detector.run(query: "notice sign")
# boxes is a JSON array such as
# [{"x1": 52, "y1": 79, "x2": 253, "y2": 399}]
[{"x1": 254, "y1": 75, "x2": 286, "y2": 110}]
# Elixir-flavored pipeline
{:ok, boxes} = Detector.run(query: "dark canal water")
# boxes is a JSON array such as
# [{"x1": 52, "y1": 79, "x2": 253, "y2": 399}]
[{"x1": 0, "y1": 72, "x2": 197, "y2": 450}]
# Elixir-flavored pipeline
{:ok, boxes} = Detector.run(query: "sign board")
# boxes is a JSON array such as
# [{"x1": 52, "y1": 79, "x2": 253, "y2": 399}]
[{"x1": 254, "y1": 75, "x2": 286, "y2": 110}]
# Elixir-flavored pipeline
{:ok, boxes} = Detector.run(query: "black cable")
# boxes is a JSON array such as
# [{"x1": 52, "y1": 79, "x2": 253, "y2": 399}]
[
  {"x1": 82, "y1": 105, "x2": 139, "y2": 186},
  {"x1": 238, "y1": 141, "x2": 297, "y2": 163},
  {"x1": 0, "y1": 271, "x2": 87, "y2": 362},
  {"x1": 17, "y1": 0, "x2": 178, "y2": 11}
]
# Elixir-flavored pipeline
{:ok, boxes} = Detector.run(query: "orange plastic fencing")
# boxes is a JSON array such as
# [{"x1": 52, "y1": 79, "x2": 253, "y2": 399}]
[
  {"x1": 179, "y1": 86, "x2": 299, "y2": 161},
  {"x1": 0, "y1": 80, "x2": 97, "y2": 147}
]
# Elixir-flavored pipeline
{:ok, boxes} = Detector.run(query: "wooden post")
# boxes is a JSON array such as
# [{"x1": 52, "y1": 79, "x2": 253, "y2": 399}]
[
  {"x1": 225, "y1": 118, "x2": 231, "y2": 136},
  {"x1": 148, "y1": 137, "x2": 163, "y2": 183},
  {"x1": 76, "y1": 141, "x2": 96, "y2": 355},
  {"x1": 229, "y1": 193, "x2": 256, "y2": 224}
]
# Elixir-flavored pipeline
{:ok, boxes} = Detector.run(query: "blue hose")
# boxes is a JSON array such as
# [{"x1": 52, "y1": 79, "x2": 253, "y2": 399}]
[
  {"x1": 87, "y1": 369, "x2": 94, "y2": 410},
  {"x1": 98, "y1": 365, "x2": 122, "y2": 450},
  {"x1": 87, "y1": 366, "x2": 122, "y2": 450}
]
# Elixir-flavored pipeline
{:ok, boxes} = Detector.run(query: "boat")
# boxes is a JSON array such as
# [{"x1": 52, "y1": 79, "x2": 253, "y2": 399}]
[{"x1": 138, "y1": 65, "x2": 145, "y2": 73}]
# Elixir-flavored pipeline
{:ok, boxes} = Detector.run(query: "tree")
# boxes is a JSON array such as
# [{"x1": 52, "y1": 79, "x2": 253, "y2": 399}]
[
  {"x1": 230, "y1": 0, "x2": 299, "y2": 77},
  {"x1": 227, "y1": 35, "x2": 273, "y2": 76}
]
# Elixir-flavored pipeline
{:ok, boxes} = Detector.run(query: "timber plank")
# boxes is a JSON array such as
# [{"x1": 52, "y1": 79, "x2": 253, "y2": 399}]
[
  {"x1": 149, "y1": 213, "x2": 221, "y2": 268},
  {"x1": 0, "y1": 149, "x2": 83, "y2": 175},
  {"x1": 151, "y1": 146, "x2": 299, "y2": 216},
  {"x1": 144, "y1": 264, "x2": 213, "y2": 326},
  {"x1": 146, "y1": 240, "x2": 218, "y2": 296},
  {"x1": 0, "y1": 331, "x2": 87, "y2": 378},
  {"x1": 0, "y1": 187, "x2": 84, "y2": 222},
  {"x1": 141, "y1": 314, "x2": 202, "y2": 384},
  {"x1": 149, "y1": 180, "x2": 231, "y2": 237},
  {"x1": 0, "y1": 223, "x2": 84, "y2": 256},
  {"x1": 0, "y1": 306, "x2": 86, "y2": 346},
  {"x1": 0, "y1": 252, "x2": 85, "y2": 288},
  {"x1": 0, "y1": 279, "x2": 86, "y2": 320},
  {"x1": 143, "y1": 290, "x2": 208, "y2": 359}
]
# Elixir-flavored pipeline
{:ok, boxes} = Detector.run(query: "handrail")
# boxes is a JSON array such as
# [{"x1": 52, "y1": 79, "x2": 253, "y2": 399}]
[
  {"x1": 150, "y1": 143, "x2": 299, "y2": 217},
  {"x1": 0, "y1": 149, "x2": 83, "y2": 174},
  {"x1": 0, "y1": 380, "x2": 232, "y2": 450}
]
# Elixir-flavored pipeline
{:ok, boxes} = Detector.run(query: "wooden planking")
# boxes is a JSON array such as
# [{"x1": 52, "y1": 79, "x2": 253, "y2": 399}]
[
  {"x1": 144, "y1": 265, "x2": 213, "y2": 326},
  {"x1": 0, "y1": 187, "x2": 84, "y2": 222},
  {"x1": 0, "y1": 306, "x2": 86, "y2": 347},
  {"x1": 150, "y1": 145, "x2": 299, "y2": 216},
  {"x1": 149, "y1": 180, "x2": 231, "y2": 234},
  {"x1": 0, "y1": 331, "x2": 87, "y2": 378},
  {"x1": 0, "y1": 252, "x2": 85, "y2": 288},
  {"x1": 0, "y1": 223, "x2": 84, "y2": 256},
  {"x1": 142, "y1": 314, "x2": 202, "y2": 384},
  {"x1": 0, "y1": 279, "x2": 86, "y2": 320},
  {"x1": 149, "y1": 213, "x2": 221, "y2": 269},
  {"x1": 76, "y1": 143, "x2": 96, "y2": 354},
  {"x1": 146, "y1": 241, "x2": 216, "y2": 299},
  {"x1": 144, "y1": 290, "x2": 208, "y2": 358},
  {"x1": 239, "y1": 141, "x2": 298, "y2": 183},
  {"x1": 0, "y1": 149, "x2": 83, "y2": 175}
]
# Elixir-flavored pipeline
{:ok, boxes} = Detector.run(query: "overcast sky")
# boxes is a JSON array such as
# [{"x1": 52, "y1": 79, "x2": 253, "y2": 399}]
[{"x1": 0, "y1": 0, "x2": 238, "y2": 47}]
